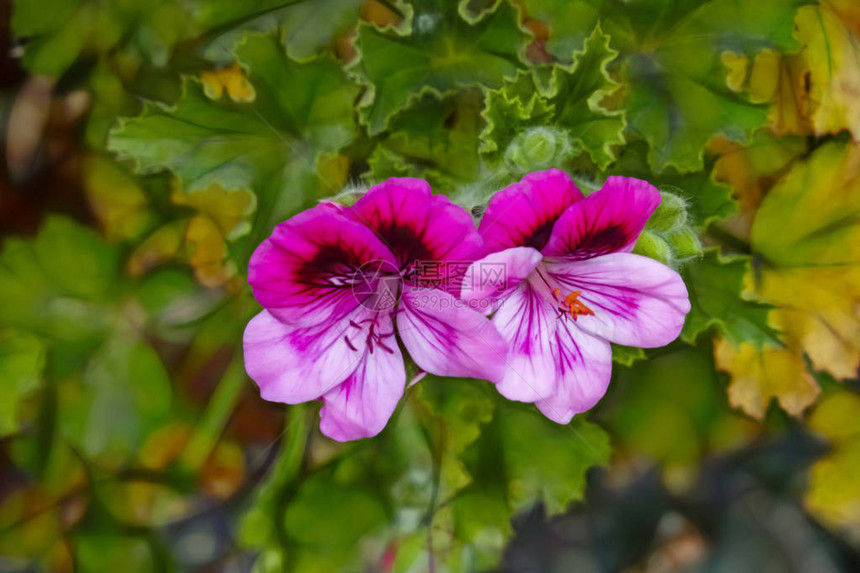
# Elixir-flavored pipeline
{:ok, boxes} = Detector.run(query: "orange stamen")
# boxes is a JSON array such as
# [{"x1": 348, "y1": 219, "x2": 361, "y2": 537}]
[{"x1": 560, "y1": 290, "x2": 594, "y2": 321}]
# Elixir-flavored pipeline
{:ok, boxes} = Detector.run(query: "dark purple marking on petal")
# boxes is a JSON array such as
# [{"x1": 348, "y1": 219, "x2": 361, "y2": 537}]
[
  {"x1": 479, "y1": 169, "x2": 583, "y2": 252},
  {"x1": 543, "y1": 176, "x2": 661, "y2": 259},
  {"x1": 248, "y1": 204, "x2": 396, "y2": 326},
  {"x1": 347, "y1": 178, "x2": 485, "y2": 292}
]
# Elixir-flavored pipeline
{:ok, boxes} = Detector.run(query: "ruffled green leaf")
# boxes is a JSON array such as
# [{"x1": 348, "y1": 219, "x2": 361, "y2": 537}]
[
  {"x1": 521, "y1": 0, "x2": 803, "y2": 172},
  {"x1": 367, "y1": 90, "x2": 484, "y2": 193},
  {"x1": 681, "y1": 249, "x2": 779, "y2": 347},
  {"x1": 197, "y1": 0, "x2": 363, "y2": 62},
  {"x1": 352, "y1": 0, "x2": 528, "y2": 135},
  {"x1": 494, "y1": 405, "x2": 610, "y2": 514},
  {"x1": 480, "y1": 26, "x2": 625, "y2": 170},
  {"x1": 109, "y1": 33, "x2": 360, "y2": 233}
]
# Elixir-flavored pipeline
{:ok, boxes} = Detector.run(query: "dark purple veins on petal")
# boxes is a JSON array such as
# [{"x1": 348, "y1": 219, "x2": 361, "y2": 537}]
[
  {"x1": 564, "y1": 225, "x2": 627, "y2": 260},
  {"x1": 524, "y1": 219, "x2": 557, "y2": 251}
]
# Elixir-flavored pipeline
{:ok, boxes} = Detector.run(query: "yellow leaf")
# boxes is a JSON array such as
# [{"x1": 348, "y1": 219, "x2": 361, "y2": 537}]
[
  {"x1": 721, "y1": 52, "x2": 748, "y2": 93},
  {"x1": 750, "y1": 140, "x2": 860, "y2": 381},
  {"x1": 129, "y1": 182, "x2": 254, "y2": 289},
  {"x1": 185, "y1": 214, "x2": 237, "y2": 289},
  {"x1": 200, "y1": 63, "x2": 256, "y2": 103},
  {"x1": 827, "y1": 0, "x2": 860, "y2": 37},
  {"x1": 199, "y1": 69, "x2": 224, "y2": 100},
  {"x1": 804, "y1": 391, "x2": 860, "y2": 541},
  {"x1": 201, "y1": 440, "x2": 246, "y2": 500},
  {"x1": 762, "y1": 270, "x2": 860, "y2": 380},
  {"x1": 709, "y1": 131, "x2": 806, "y2": 215},
  {"x1": 171, "y1": 182, "x2": 256, "y2": 241},
  {"x1": 714, "y1": 337, "x2": 819, "y2": 419},
  {"x1": 808, "y1": 390, "x2": 860, "y2": 442},
  {"x1": 84, "y1": 155, "x2": 152, "y2": 240},
  {"x1": 317, "y1": 152, "x2": 351, "y2": 192},
  {"x1": 127, "y1": 220, "x2": 186, "y2": 277},
  {"x1": 720, "y1": 49, "x2": 811, "y2": 137},
  {"x1": 796, "y1": 2, "x2": 860, "y2": 140},
  {"x1": 718, "y1": 141, "x2": 860, "y2": 420}
]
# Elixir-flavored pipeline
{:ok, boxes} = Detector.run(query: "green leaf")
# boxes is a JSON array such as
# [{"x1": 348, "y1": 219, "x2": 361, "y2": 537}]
[
  {"x1": 536, "y1": 25, "x2": 625, "y2": 168},
  {"x1": 0, "y1": 216, "x2": 119, "y2": 341},
  {"x1": 284, "y1": 478, "x2": 388, "y2": 570},
  {"x1": 84, "y1": 155, "x2": 154, "y2": 241},
  {"x1": 496, "y1": 406, "x2": 610, "y2": 514},
  {"x1": 109, "y1": 33, "x2": 360, "y2": 234},
  {"x1": 279, "y1": 0, "x2": 362, "y2": 59},
  {"x1": 522, "y1": 0, "x2": 803, "y2": 171},
  {"x1": 604, "y1": 346, "x2": 756, "y2": 469},
  {"x1": 74, "y1": 533, "x2": 158, "y2": 573},
  {"x1": 611, "y1": 344, "x2": 645, "y2": 366},
  {"x1": 352, "y1": 0, "x2": 528, "y2": 135},
  {"x1": 519, "y1": 0, "x2": 599, "y2": 60},
  {"x1": 480, "y1": 25, "x2": 625, "y2": 170},
  {"x1": 411, "y1": 378, "x2": 497, "y2": 499},
  {"x1": 480, "y1": 70, "x2": 554, "y2": 159},
  {"x1": 367, "y1": 90, "x2": 484, "y2": 193},
  {"x1": 0, "y1": 330, "x2": 46, "y2": 437},
  {"x1": 58, "y1": 335, "x2": 172, "y2": 462},
  {"x1": 86, "y1": 63, "x2": 145, "y2": 149},
  {"x1": 681, "y1": 249, "x2": 779, "y2": 347},
  {"x1": 12, "y1": 0, "x2": 192, "y2": 75},
  {"x1": 188, "y1": 0, "x2": 301, "y2": 29},
  {"x1": 619, "y1": 0, "x2": 802, "y2": 172},
  {"x1": 33, "y1": 216, "x2": 120, "y2": 301},
  {"x1": 199, "y1": 0, "x2": 363, "y2": 62}
]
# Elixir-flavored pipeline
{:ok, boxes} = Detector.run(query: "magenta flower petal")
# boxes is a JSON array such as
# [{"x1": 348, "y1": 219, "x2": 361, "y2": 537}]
[
  {"x1": 543, "y1": 176, "x2": 661, "y2": 259},
  {"x1": 535, "y1": 325, "x2": 612, "y2": 424},
  {"x1": 479, "y1": 169, "x2": 583, "y2": 252},
  {"x1": 248, "y1": 203, "x2": 396, "y2": 326},
  {"x1": 544, "y1": 253, "x2": 690, "y2": 348},
  {"x1": 491, "y1": 278, "x2": 560, "y2": 402},
  {"x1": 245, "y1": 176, "x2": 513, "y2": 440},
  {"x1": 318, "y1": 314, "x2": 405, "y2": 441},
  {"x1": 347, "y1": 178, "x2": 484, "y2": 290},
  {"x1": 459, "y1": 172, "x2": 690, "y2": 425},
  {"x1": 460, "y1": 246, "x2": 544, "y2": 310},
  {"x1": 398, "y1": 286, "x2": 508, "y2": 383},
  {"x1": 243, "y1": 309, "x2": 366, "y2": 403}
]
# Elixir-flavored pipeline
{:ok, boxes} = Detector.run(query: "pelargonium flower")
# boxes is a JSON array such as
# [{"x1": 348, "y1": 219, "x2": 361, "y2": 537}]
[
  {"x1": 463, "y1": 170, "x2": 690, "y2": 424},
  {"x1": 244, "y1": 178, "x2": 507, "y2": 441}
]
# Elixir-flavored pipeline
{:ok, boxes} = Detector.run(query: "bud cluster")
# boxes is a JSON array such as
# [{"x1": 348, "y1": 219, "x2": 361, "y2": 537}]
[
  {"x1": 504, "y1": 127, "x2": 575, "y2": 173},
  {"x1": 634, "y1": 188, "x2": 703, "y2": 267}
]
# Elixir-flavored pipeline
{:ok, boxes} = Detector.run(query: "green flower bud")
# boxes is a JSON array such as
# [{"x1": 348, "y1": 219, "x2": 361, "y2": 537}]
[
  {"x1": 504, "y1": 127, "x2": 573, "y2": 172},
  {"x1": 647, "y1": 189, "x2": 688, "y2": 232},
  {"x1": 665, "y1": 227, "x2": 703, "y2": 259},
  {"x1": 326, "y1": 182, "x2": 369, "y2": 207},
  {"x1": 633, "y1": 230, "x2": 673, "y2": 265}
]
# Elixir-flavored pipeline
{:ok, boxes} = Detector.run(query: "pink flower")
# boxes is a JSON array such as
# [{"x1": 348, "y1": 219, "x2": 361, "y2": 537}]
[
  {"x1": 243, "y1": 178, "x2": 507, "y2": 441},
  {"x1": 462, "y1": 170, "x2": 690, "y2": 424}
]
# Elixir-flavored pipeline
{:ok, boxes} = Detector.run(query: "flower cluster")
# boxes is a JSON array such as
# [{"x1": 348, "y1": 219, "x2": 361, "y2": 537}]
[{"x1": 244, "y1": 170, "x2": 691, "y2": 441}]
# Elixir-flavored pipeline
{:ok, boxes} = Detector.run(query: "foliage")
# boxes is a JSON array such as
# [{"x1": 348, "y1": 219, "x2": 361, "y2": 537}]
[{"x1": 4, "y1": 0, "x2": 860, "y2": 570}]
